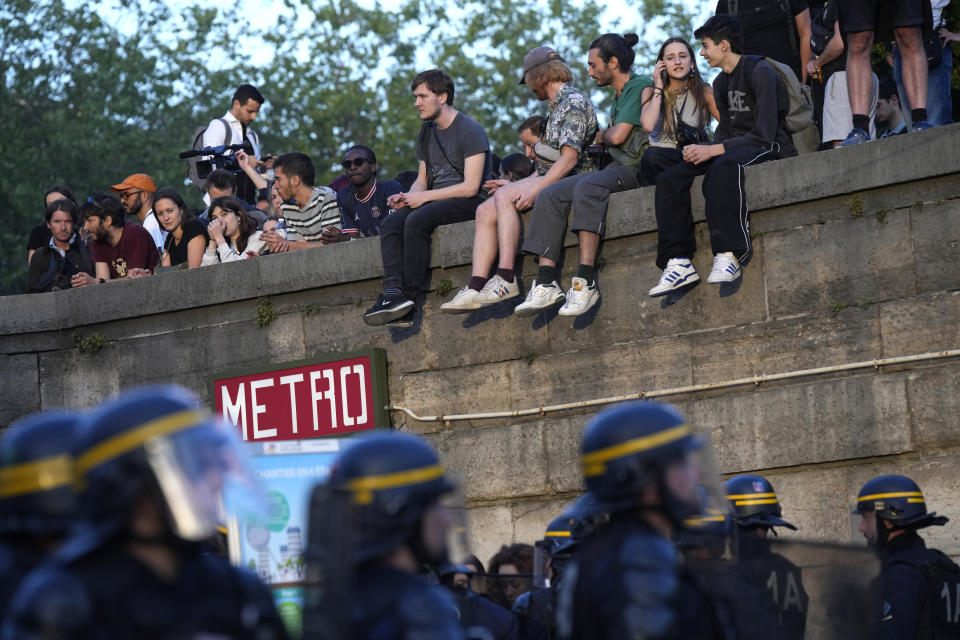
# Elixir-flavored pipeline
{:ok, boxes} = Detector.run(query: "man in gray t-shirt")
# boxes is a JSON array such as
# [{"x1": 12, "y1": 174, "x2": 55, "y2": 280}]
[{"x1": 362, "y1": 68, "x2": 493, "y2": 327}]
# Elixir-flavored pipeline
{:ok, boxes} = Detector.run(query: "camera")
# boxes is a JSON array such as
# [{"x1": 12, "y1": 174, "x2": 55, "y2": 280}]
[
  {"x1": 179, "y1": 142, "x2": 252, "y2": 180},
  {"x1": 586, "y1": 144, "x2": 612, "y2": 170}
]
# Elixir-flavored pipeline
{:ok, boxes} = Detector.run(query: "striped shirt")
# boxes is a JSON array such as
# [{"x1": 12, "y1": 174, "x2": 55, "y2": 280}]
[{"x1": 280, "y1": 186, "x2": 339, "y2": 242}]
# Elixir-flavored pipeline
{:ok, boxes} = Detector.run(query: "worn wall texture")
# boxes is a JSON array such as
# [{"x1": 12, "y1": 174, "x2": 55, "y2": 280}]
[{"x1": 2, "y1": 126, "x2": 959, "y2": 565}]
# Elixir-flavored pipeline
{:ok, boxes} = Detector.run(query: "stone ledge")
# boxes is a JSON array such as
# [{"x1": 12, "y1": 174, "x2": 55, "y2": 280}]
[{"x1": 1, "y1": 124, "x2": 957, "y2": 335}]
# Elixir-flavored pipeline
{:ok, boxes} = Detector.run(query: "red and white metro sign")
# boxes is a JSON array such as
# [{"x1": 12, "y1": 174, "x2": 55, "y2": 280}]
[{"x1": 210, "y1": 349, "x2": 389, "y2": 442}]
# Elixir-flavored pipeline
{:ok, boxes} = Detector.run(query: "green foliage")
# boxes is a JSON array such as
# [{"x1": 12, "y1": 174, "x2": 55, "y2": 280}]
[
  {"x1": 0, "y1": 0, "x2": 707, "y2": 296},
  {"x1": 847, "y1": 194, "x2": 864, "y2": 218},
  {"x1": 434, "y1": 278, "x2": 454, "y2": 297},
  {"x1": 301, "y1": 303, "x2": 323, "y2": 316},
  {"x1": 522, "y1": 351, "x2": 537, "y2": 366},
  {"x1": 73, "y1": 331, "x2": 105, "y2": 353},
  {"x1": 830, "y1": 302, "x2": 848, "y2": 313},
  {"x1": 255, "y1": 297, "x2": 277, "y2": 328},
  {"x1": 874, "y1": 208, "x2": 889, "y2": 223}
]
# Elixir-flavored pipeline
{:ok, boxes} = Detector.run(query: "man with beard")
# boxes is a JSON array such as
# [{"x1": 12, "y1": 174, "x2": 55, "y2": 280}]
[
  {"x1": 259, "y1": 152, "x2": 339, "y2": 253},
  {"x1": 362, "y1": 68, "x2": 493, "y2": 327},
  {"x1": 202, "y1": 84, "x2": 266, "y2": 203},
  {"x1": 25, "y1": 199, "x2": 93, "y2": 292},
  {"x1": 110, "y1": 173, "x2": 165, "y2": 250},
  {"x1": 321, "y1": 145, "x2": 403, "y2": 243},
  {"x1": 71, "y1": 193, "x2": 158, "y2": 285}
]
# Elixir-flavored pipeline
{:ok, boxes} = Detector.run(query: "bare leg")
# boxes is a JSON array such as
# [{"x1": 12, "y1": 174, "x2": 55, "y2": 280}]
[
  {"x1": 845, "y1": 30, "x2": 875, "y2": 115},
  {"x1": 578, "y1": 230, "x2": 601, "y2": 266},
  {"x1": 894, "y1": 26, "x2": 928, "y2": 110},
  {"x1": 471, "y1": 198, "x2": 498, "y2": 279}
]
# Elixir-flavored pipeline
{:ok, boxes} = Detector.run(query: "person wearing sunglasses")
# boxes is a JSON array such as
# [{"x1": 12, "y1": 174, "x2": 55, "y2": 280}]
[{"x1": 321, "y1": 145, "x2": 403, "y2": 244}]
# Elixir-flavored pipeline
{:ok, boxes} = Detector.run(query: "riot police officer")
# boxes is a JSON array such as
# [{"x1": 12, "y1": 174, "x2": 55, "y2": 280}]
[
  {"x1": 725, "y1": 474, "x2": 808, "y2": 639},
  {"x1": 854, "y1": 474, "x2": 960, "y2": 639},
  {"x1": 321, "y1": 431, "x2": 466, "y2": 639},
  {"x1": 554, "y1": 400, "x2": 729, "y2": 640},
  {"x1": 0, "y1": 410, "x2": 80, "y2": 614},
  {"x1": 2, "y1": 385, "x2": 288, "y2": 639}
]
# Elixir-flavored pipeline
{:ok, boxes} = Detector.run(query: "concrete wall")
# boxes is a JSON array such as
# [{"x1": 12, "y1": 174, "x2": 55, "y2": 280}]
[{"x1": 2, "y1": 126, "x2": 960, "y2": 566}]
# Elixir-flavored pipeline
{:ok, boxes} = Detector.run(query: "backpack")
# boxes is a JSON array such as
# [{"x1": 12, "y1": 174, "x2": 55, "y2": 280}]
[
  {"x1": 186, "y1": 117, "x2": 230, "y2": 192},
  {"x1": 727, "y1": 0, "x2": 798, "y2": 56},
  {"x1": 742, "y1": 55, "x2": 819, "y2": 153}
]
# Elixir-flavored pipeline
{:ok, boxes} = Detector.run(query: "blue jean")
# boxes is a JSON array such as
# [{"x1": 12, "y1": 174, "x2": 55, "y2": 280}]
[{"x1": 894, "y1": 43, "x2": 954, "y2": 126}]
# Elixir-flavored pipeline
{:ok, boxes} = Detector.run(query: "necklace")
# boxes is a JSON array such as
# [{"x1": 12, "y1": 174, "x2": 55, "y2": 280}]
[{"x1": 355, "y1": 180, "x2": 378, "y2": 203}]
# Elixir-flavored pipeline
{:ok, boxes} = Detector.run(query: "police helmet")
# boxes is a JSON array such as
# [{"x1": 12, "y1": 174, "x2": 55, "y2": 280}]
[
  {"x1": 725, "y1": 474, "x2": 797, "y2": 531},
  {"x1": 580, "y1": 401, "x2": 701, "y2": 523},
  {"x1": 0, "y1": 410, "x2": 80, "y2": 538},
  {"x1": 854, "y1": 474, "x2": 948, "y2": 532},
  {"x1": 71, "y1": 385, "x2": 242, "y2": 550},
  {"x1": 328, "y1": 431, "x2": 454, "y2": 563}
]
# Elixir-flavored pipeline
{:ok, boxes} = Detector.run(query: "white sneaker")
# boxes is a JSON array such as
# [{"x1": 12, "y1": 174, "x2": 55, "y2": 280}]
[
  {"x1": 649, "y1": 258, "x2": 700, "y2": 296},
  {"x1": 559, "y1": 277, "x2": 600, "y2": 316},
  {"x1": 440, "y1": 286, "x2": 482, "y2": 314},
  {"x1": 707, "y1": 252, "x2": 741, "y2": 283},
  {"x1": 474, "y1": 274, "x2": 520, "y2": 306},
  {"x1": 513, "y1": 280, "x2": 565, "y2": 316}
]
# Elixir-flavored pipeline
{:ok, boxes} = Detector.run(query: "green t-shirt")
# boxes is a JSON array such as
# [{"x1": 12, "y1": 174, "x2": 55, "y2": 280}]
[{"x1": 610, "y1": 73, "x2": 652, "y2": 127}]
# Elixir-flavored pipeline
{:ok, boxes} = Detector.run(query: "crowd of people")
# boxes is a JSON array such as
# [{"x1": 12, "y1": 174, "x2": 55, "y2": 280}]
[
  {"x1": 3, "y1": 386, "x2": 957, "y2": 639},
  {"x1": 24, "y1": 4, "x2": 957, "y2": 332}
]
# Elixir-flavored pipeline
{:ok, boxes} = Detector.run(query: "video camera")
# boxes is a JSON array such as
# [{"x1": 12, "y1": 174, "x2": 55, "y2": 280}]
[{"x1": 179, "y1": 142, "x2": 253, "y2": 180}]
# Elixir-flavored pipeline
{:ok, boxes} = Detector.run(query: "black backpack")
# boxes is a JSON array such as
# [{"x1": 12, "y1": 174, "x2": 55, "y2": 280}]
[
  {"x1": 186, "y1": 117, "x2": 230, "y2": 192},
  {"x1": 726, "y1": 0, "x2": 799, "y2": 56}
]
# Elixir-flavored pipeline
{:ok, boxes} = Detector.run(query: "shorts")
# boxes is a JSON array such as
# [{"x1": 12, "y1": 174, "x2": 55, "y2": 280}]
[
  {"x1": 839, "y1": 0, "x2": 926, "y2": 33},
  {"x1": 821, "y1": 71, "x2": 879, "y2": 143}
]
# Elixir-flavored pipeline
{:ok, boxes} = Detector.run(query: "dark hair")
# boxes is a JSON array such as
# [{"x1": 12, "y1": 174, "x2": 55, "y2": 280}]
[
  {"x1": 80, "y1": 192, "x2": 125, "y2": 228},
  {"x1": 500, "y1": 153, "x2": 535, "y2": 181},
  {"x1": 878, "y1": 79, "x2": 900, "y2": 102},
  {"x1": 694, "y1": 14, "x2": 743, "y2": 53},
  {"x1": 517, "y1": 115, "x2": 546, "y2": 137},
  {"x1": 589, "y1": 33, "x2": 639, "y2": 71},
  {"x1": 209, "y1": 196, "x2": 257, "y2": 254},
  {"x1": 411, "y1": 69, "x2": 455, "y2": 105},
  {"x1": 44, "y1": 184, "x2": 76, "y2": 206},
  {"x1": 207, "y1": 169, "x2": 237, "y2": 194},
  {"x1": 45, "y1": 199, "x2": 78, "y2": 225},
  {"x1": 275, "y1": 152, "x2": 316, "y2": 187},
  {"x1": 488, "y1": 543, "x2": 535, "y2": 574},
  {"x1": 153, "y1": 187, "x2": 194, "y2": 233},
  {"x1": 650, "y1": 37, "x2": 713, "y2": 142},
  {"x1": 344, "y1": 144, "x2": 377, "y2": 165},
  {"x1": 393, "y1": 170, "x2": 418, "y2": 191},
  {"x1": 232, "y1": 84, "x2": 264, "y2": 107}
]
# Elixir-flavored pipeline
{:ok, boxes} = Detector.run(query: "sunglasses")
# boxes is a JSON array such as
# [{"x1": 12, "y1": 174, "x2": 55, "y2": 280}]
[{"x1": 341, "y1": 158, "x2": 372, "y2": 170}]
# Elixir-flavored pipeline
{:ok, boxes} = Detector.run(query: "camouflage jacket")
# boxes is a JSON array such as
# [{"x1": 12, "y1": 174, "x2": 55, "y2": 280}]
[{"x1": 539, "y1": 83, "x2": 599, "y2": 175}]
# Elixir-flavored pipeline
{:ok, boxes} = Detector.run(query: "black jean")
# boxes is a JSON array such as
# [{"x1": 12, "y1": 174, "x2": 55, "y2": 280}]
[
  {"x1": 378, "y1": 196, "x2": 483, "y2": 298},
  {"x1": 654, "y1": 144, "x2": 779, "y2": 269}
]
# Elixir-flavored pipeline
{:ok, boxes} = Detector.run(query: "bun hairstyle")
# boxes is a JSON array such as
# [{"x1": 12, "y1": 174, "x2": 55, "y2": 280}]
[{"x1": 589, "y1": 33, "x2": 639, "y2": 72}]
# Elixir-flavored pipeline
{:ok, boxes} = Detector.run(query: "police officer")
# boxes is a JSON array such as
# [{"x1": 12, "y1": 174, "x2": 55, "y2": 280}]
[
  {"x1": 555, "y1": 400, "x2": 729, "y2": 640},
  {"x1": 0, "y1": 410, "x2": 80, "y2": 614},
  {"x1": 854, "y1": 474, "x2": 960, "y2": 639},
  {"x1": 323, "y1": 431, "x2": 466, "y2": 639},
  {"x1": 439, "y1": 562, "x2": 521, "y2": 640},
  {"x1": 725, "y1": 474, "x2": 808, "y2": 639},
  {"x1": 3, "y1": 385, "x2": 288, "y2": 639}
]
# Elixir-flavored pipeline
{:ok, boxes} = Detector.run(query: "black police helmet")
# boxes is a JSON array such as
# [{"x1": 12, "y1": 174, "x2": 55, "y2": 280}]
[
  {"x1": 725, "y1": 474, "x2": 797, "y2": 531},
  {"x1": 327, "y1": 431, "x2": 453, "y2": 563},
  {"x1": 0, "y1": 410, "x2": 80, "y2": 538},
  {"x1": 71, "y1": 385, "x2": 219, "y2": 549},
  {"x1": 854, "y1": 474, "x2": 948, "y2": 532},
  {"x1": 580, "y1": 401, "x2": 700, "y2": 521}
]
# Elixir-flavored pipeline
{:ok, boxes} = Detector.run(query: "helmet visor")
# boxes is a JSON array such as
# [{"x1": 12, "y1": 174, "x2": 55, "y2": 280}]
[
  {"x1": 532, "y1": 540, "x2": 552, "y2": 588},
  {"x1": 143, "y1": 419, "x2": 265, "y2": 542},
  {"x1": 667, "y1": 433, "x2": 724, "y2": 526},
  {"x1": 436, "y1": 474, "x2": 471, "y2": 568}
]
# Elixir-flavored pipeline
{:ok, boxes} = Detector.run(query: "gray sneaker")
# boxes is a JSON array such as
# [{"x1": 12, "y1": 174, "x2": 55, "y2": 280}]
[{"x1": 513, "y1": 280, "x2": 565, "y2": 317}]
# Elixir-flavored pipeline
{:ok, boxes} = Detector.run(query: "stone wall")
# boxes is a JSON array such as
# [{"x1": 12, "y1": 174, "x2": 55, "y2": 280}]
[{"x1": 2, "y1": 126, "x2": 959, "y2": 565}]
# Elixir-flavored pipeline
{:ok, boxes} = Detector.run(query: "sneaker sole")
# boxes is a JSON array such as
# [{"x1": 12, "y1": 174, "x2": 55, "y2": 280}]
[
  {"x1": 440, "y1": 302, "x2": 482, "y2": 314},
  {"x1": 474, "y1": 289, "x2": 521, "y2": 307},
  {"x1": 363, "y1": 300, "x2": 415, "y2": 326},
  {"x1": 558, "y1": 293, "x2": 600, "y2": 316},
  {"x1": 707, "y1": 271, "x2": 741, "y2": 284},
  {"x1": 649, "y1": 272, "x2": 700, "y2": 297},
  {"x1": 513, "y1": 295, "x2": 565, "y2": 317}
]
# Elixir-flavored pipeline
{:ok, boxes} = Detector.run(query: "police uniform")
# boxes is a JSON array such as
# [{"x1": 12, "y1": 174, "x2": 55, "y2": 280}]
[
  {"x1": 513, "y1": 588, "x2": 553, "y2": 639},
  {"x1": 725, "y1": 474, "x2": 808, "y2": 640},
  {"x1": 555, "y1": 401, "x2": 729, "y2": 640},
  {"x1": 2, "y1": 386, "x2": 288, "y2": 639},
  {"x1": 320, "y1": 432, "x2": 467, "y2": 640},
  {"x1": 855, "y1": 475, "x2": 960, "y2": 640}
]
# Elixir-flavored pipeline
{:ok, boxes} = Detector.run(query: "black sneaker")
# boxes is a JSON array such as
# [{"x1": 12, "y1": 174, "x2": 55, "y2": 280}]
[
  {"x1": 386, "y1": 309, "x2": 416, "y2": 328},
  {"x1": 363, "y1": 292, "x2": 415, "y2": 326}
]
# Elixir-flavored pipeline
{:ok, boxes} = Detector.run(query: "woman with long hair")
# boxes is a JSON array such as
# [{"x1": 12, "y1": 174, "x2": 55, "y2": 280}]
[
  {"x1": 639, "y1": 37, "x2": 720, "y2": 185},
  {"x1": 155, "y1": 187, "x2": 207, "y2": 269},
  {"x1": 201, "y1": 196, "x2": 267, "y2": 264}
]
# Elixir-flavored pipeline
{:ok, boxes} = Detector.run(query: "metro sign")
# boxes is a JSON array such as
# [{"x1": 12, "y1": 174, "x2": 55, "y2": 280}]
[{"x1": 210, "y1": 349, "x2": 388, "y2": 442}]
